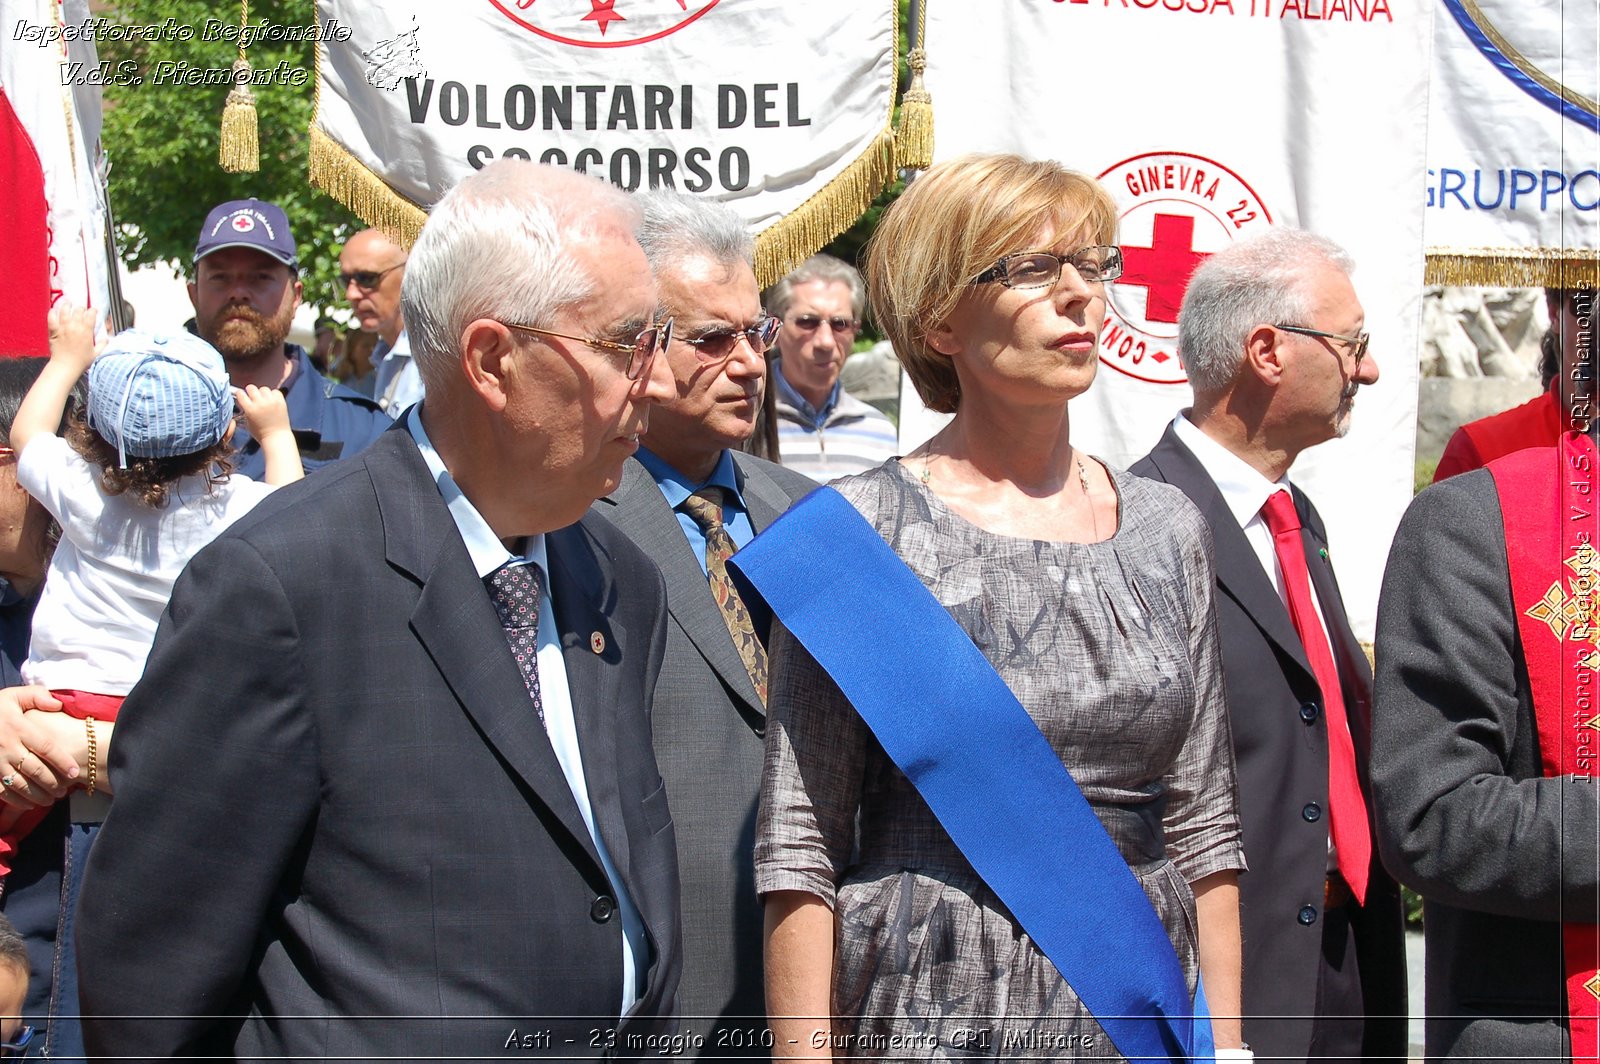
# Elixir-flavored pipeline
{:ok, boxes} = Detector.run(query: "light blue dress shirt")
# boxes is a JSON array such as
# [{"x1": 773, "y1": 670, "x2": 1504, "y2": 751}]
[
  {"x1": 406, "y1": 407, "x2": 647, "y2": 1018},
  {"x1": 635, "y1": 447, "x2": 753, "y2": 574}
]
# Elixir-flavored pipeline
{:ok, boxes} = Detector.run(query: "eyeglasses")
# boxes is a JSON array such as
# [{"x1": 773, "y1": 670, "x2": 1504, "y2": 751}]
[
  {"x1": 1, "y1": 1025, "x2": 34, "y2": 1057},
  {"x1": 678, "y1": 317, "x2": 780, "y2": 361},
  {"x1": 1275, "y1": 323, "x2": 1370, "y2": 371},
  {"x1": 788, "y1": 313, "x2": 858, "y2": 335},
  {"x1": 504, "y1": 318, "x2": 674, "y2": 381},
  {"x1": 970, "y1": 246, "x2": 1124, "y2": 289},
  {"x1": 338, "y1": 262, "x2": 404, "y2": 291}
]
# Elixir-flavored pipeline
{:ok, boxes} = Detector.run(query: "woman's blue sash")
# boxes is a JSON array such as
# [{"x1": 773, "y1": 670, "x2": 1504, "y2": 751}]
[{"x1": 730, "y1": 486, "x2": 1212, "y2": 1063}]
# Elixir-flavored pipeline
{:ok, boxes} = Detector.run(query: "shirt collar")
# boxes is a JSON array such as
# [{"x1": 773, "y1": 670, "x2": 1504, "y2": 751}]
[
  {"x1": 773, "y1": 361, "x2": 839, "y2": 425},
  {"x1": 406, "y1": 406, "x2": 548, "y2": 579},
  {"x1": 1171, "y1": 412, "x2": 1291, "y2": 529},
  {"x1": 635, "y1": 446, "x2": 745, "y2": 513},
  {"x1": 374, "y1": 329, "x2": 411, "y2": 365}
]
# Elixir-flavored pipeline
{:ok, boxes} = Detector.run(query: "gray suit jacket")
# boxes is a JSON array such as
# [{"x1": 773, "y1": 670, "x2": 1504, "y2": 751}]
[
  {"x1": 78, "y1": 428, "x2": 682, "y2": 1062},
  {"x1": 1373, "y1": 466, "x2": 1599, "y2": 1062},
  {"x1": 1133, "y1": 427, "x2": 1407, "y2": 1062},
  {"x1": 591, "y1": 453, "x2": 815, "y2": 1053}
]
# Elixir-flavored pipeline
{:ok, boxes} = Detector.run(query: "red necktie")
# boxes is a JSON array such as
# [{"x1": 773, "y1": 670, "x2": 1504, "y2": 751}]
[{"x1": 1261, "y1": 489, "x2": 1370, "y2": 906}]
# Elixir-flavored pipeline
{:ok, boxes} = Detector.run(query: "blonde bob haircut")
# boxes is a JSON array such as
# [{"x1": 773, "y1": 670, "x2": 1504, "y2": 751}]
[{"x1": 864, "y1": 153, "x2": 1118, "y2": 414}]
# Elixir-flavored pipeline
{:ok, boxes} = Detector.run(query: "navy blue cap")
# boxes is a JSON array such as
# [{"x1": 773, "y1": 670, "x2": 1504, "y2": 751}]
[{"x1": 194, "y1": 198, "x2": 298, "y2": 269}]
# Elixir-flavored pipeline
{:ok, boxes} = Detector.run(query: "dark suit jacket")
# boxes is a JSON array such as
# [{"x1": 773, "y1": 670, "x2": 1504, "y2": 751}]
[
  {"x1": 590, "y1": 453, "x2": 814, "y2": 1053},
  {"x1": 76, "y1": 429, "x2": 681, "y2": 1062},
  {"x1": 1373, "y1": 468, "x2": 1597, "y2": 1062},
  {"x1": 1133, "y1": 426, "x2": 1407, "y2": 1062}
]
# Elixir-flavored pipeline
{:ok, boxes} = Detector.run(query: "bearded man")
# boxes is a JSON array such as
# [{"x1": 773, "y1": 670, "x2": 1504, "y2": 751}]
[{"x1": 189, "y1": 199, "x2": 390, "y2": 477}]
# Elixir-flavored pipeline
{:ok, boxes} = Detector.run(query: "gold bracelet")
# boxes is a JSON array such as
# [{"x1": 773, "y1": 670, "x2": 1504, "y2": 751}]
[{"x1": 84, "y1": 716, "x2": 97, "y2": 796}]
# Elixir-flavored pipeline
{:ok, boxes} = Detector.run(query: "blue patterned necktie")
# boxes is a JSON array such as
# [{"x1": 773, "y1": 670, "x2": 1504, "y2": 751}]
[{"x1": 485, "y1": 561, "x2": 546, "y2": 727}]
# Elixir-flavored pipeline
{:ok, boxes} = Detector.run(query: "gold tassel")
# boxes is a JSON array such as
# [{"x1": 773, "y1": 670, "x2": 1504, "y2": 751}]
[
  {"x1": 219, "y1": 0, "x2": 257, "y2": 173},
  {"x1": 896, "y1": 47, "x2": 933, "y2": 171},
  {"x1": 754, "y1": 130, "x2": 896, "y2": 288},
  {"x1": 308, "y1": 127, "x2": 427, "y2": 247},
  {"x1": 1426, "y1": 249, "x2": 1600, "y2": 288},
  {"x1": 219, "y1": 60, "x2": 259, "y2": 173}
]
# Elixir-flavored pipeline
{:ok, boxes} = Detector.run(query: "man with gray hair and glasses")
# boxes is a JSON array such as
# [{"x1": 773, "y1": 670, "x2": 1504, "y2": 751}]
[
  {"x1": 1132, "y1": 228, "x2": 1406, "y2": 1063},
  {"x1": 765, "y1": 254, "x2": 898, "y2": 479},
  {"x1": 591, "y1": 189, "x2": 814, "y2": 1053},
  {"x1": 78, "y1": 160, "x2": 685, "y2": 1060}
]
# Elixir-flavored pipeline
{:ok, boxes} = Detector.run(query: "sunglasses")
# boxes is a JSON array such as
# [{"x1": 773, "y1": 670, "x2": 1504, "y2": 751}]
[
  {"x1": 338, "y1": 262, "x2": 404, "y2": 290},
  {"x1": 678, "y1": 317, "x2": 780, "y2": 361},
  {"x1": 1, "y1": 1025, "x2": 33, "y2": 1058},
  {"x1": 788, "y1": 314, "x2": 858, "y2": 335}
]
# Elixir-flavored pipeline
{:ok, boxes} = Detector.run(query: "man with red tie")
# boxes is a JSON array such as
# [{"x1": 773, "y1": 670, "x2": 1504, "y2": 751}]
[{"x1": 1132, "y1": 228, "x2": 1407, "y2": 1062}]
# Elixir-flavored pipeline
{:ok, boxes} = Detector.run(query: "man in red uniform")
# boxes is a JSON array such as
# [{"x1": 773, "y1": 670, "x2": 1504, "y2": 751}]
[{"x1": 1433, "y1": 287, "x2": 1595, "y2": 480}]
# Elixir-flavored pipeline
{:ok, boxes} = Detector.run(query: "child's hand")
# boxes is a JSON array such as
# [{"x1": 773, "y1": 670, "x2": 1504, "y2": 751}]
[
  {"x1": 46, "y1": 305, "x2": 100, "y2": 372},
  {"x1": 232, "y1": 385, "x2": 292, "y2": 442}
]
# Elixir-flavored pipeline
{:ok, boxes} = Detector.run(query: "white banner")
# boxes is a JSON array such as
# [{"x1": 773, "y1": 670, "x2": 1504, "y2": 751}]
[
  {"x1": 1423, "y1": 0, "x2": 1600, "y2": 286},
  {"x1": 311, "y1": 0, "x2": 900, "y2": 283},
  {"x1": 0, "y1": 0, "x2": 112, "y2": 354},
  {"x1": 915, "y1": 0, "x2": 1434, "y2": 638}
]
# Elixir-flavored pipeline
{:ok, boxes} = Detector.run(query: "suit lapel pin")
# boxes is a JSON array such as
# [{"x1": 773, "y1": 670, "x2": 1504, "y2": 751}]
[
  {"x1": 1319, "y1": 548, "x2": 1329, "y2": 562},
  {"x1": 590, "y1": 632, "x2": 606, "y2": 654}
]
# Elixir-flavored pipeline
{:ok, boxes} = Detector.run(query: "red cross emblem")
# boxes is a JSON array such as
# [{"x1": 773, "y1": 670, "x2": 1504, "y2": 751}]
[
  {"x1": 1096, "y1": 151, "x2": 1273, "y2": 385},
  {"x1": 1119, "y1": 214, "x2": 1210, "y2": 326},
  {"x1": 489, "y1": 0, "x2": 718, "y2": 48},
  {"x1": 231, "y1": 214, "x2": 256, "y2": 233}
]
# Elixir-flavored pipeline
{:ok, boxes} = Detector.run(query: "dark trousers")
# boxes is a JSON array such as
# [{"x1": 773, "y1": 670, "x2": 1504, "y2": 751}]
[{"x1": 1307, "y1": 901, "x2": 1366, "y2": 1061}]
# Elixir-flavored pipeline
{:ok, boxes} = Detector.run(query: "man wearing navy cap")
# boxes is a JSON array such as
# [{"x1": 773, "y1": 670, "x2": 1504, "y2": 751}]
[{"x1": 188, "y1": 198, "x2": 390, "y2": 477}]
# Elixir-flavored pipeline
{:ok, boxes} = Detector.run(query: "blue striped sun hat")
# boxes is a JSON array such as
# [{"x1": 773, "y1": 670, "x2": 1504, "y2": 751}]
[{"x1": 87, "y1": 330, "x2": 234, "y2": 468}]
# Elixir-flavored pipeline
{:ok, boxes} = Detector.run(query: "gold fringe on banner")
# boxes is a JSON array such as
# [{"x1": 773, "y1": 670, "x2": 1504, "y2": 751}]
[
  {"x1": 754, "y1": 131, "x2": 897, "y2": 288},
  {"x1": 218, "y1": 0, "x2": 258, "y2": 173},
  {"x1": 309, "y1": 126, "x2": 427, "y2": 247},
  {"x1": 1426, "y1": 248, "x2": 1600, "y2": 289},
  {"x1": 752, "y1": 0, "x2": 906, "y2": 286}
]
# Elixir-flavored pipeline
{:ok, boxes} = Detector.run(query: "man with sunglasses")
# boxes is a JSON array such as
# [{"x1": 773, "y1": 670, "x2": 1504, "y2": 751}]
[
  {"x1": 79, "y1": 162, "x2": 685, "y2": 1060},
  {"x1": 186, "y1": 198, "x2": 391, "y2": 478},
  {"x1": 340, "y1": 228, "x2": 424, "y2": 416},
  {"x1": 591, "y1": 190, "x2": 814, "y2": 1054},
  {"x1": 765, "y1": 255, "x2": 899, "y2": 480},
  {"x1": 1433, "y1": 287, "x2": 1597, "y2": 481},
  {"x1": 1133, "y1": 229, "x2": 1405, "y2": 1063}
]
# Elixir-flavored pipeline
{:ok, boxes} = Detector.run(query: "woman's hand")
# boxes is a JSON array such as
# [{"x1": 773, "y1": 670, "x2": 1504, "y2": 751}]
[{"x1": 0, "y1": 686, "x2": 77, "y2": 811}]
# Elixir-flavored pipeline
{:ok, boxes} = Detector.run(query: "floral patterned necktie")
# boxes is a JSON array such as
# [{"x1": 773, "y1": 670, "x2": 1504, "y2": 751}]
[
  {"x1": 679, "y1": 488, "x2": 768, "y2": 705},
  {"x1": 485, "y1": 561, "x2": 546, "y2": 727}
]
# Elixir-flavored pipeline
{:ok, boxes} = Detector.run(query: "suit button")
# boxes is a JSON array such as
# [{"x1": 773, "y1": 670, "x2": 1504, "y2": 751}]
[
  {"x1": 1299, "y1": 702, "x2": 1320, "y2": 723},
  {"x1": 591, "y1": 895, "x2": 616, "y2": 923},
  {"x1": 1302, "y1": 802, "x2": 1322, "y2": 823},
  {"x1": 1298, "y1": 905, "x2": 1318, "y2": 925}
]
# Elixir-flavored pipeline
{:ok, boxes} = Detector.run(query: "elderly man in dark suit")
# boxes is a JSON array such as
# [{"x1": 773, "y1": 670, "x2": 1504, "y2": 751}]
[
  {"x1": 1131, "y1": 228, "x2": 1406, "y2": 1062},
  {"x1": 591, "y1": 190, "x2": 814, "y2": 1055},
  {"x1": 76, "y1": 161, "x2": 684, "y2": 1061}
]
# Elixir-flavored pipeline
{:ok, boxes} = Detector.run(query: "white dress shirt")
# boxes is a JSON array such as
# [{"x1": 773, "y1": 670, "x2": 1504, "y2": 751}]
[
  {"x1": 374, "y1": 330, "x2": 425, "y2": 416},
  {"x1": 406, "y1": 407, "x2": 646, "y2": 1017},
  {"x1": 1171, "y1": 412, "x2": 1343, "y2": 867}
]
